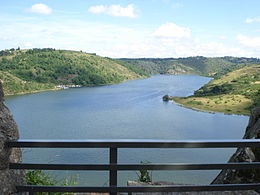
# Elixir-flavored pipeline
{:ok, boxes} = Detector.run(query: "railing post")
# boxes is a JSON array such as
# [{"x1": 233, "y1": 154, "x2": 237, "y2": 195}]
[{"x1": 109, "y1": 147, "x2": 118, "y2": 195}]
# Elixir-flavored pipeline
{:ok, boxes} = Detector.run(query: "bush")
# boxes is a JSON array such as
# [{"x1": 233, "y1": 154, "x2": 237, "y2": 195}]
[
  {"x1": 187, "y1": 100, "x2": 203, "y2": 105},
  {"x1": 137, "y1": 161, "x2": 152, "y2": 183},
  {"x1": 26, "y1": 170, "x2": 78, "y2": 195}
]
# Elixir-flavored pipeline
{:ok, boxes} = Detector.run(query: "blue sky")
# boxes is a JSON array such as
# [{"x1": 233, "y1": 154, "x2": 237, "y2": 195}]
[{"x1": 1, "y1": 0, "x2": 260, "y2": 57}]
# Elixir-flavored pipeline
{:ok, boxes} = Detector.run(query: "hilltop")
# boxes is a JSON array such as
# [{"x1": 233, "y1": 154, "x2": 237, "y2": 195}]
[
  {"x1": 0, "y1": 48, "x2": 146, "y2": 96},
  {"x1": 170, "y1": 65, "x2": 260, "y2": 115}
]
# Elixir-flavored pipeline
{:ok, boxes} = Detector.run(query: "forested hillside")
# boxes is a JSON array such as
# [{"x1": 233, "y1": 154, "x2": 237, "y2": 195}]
[
  {"x1": 121, "y1": 56, "x2": 260, "y2": 77},
  {"x1": 0, "y1": 48, "x2": 146, "y2": 95},
  {"x1": 120, "y1": 58, "x2": 199, "y2": 75}
]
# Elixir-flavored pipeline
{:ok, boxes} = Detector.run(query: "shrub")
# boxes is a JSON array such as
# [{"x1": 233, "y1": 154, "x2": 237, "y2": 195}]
[
  {"x1": 137, "y1": 161, "x2": 152, "y2": 183},
  {"x1": 187, "y1": 100, "x2": 203, "y2": 105},
  {"x1": 26, "y1": 170, "x2": 78, "y2": 195}
]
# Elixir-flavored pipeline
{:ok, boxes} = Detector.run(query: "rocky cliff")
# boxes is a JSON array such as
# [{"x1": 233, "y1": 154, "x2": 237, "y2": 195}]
[
  {"x1": 0, "y1": 82, "x2": 25, "y2": 194},
  {"x1": 213, "y1": 107, "x2": 260, "y2": 184}
]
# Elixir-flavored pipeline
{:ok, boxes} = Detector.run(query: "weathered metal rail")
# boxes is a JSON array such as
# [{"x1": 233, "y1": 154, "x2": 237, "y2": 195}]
[{"x1": 7, "y1": 139, "x2": 260, "y2": 195}]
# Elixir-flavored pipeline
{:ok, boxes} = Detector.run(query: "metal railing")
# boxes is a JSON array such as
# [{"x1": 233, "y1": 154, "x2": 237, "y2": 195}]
[{"x1": 7, "y1": 139, "x2": 260, "y2": 194}]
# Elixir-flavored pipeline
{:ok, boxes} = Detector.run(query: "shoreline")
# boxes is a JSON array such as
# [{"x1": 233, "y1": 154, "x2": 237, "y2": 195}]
[
  {"x1": 5, "y1": 87, "x2": 61, "y2": 97},
  {"x1": 170, "y1": 95, "x2": 252, "y2": 116},
  {"x1": 5, "y1": 75, "x2": 148, "y2": 98}
]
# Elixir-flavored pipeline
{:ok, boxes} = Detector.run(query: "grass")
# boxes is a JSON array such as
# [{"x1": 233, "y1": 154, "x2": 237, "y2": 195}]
[
  {"x1": 0, "y1": 71, "x2": 57, "y2": 96},
  {"x1": 26, "y1": 170, "x2": 78, "y2": 195},
  {"x1": 171, "y1": 94, "x2": 252, "y2": 115},
  {"x1": 170, "y1": 65, "x2": 260, "y2": 115}
]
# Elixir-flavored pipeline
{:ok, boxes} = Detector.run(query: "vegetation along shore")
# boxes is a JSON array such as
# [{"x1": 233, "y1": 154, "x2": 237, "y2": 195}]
[
  {"x1": 122, "y1": 57, "x2": 260, "y2": 115},
  {"x1": 169, "y1": 65, "x2": 260, "y2": 115},
  {"x1": 1, "y1": 48, "x2": 260, "y2": 115}
]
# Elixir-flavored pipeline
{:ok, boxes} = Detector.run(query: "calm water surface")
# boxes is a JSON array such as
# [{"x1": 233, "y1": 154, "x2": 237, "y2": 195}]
[{"x1": 6, "y1": 75, "x2": 249, "y2": 185}]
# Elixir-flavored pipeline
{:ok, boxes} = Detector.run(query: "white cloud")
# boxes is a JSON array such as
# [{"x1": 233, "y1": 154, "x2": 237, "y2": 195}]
[
  {"x1": 193, "y1": 42, "x2": 248, "y2": 57},
  {"x1": 219, "y1": 35, "x2": 227, "y2": 40},
  {"x1": 237, "y1": 34, "x2": 260, "y2": 49},
  {"x1": 88, "y1": 4, "x2": 138, "y2": 18},
  {"x1": 24, "y1": 42, "x2": 33, "y2": 47},
  {"x1": 153, "y1": 22, "x2": 191, "y2": 38},
  {"x1": 1, "y1": 15, "x2": 259, "y2": 58},
  {"x1": 29, "y1": 4, "x2": 52, "y2": 15},
  {"x1": 0, "y1": 36, "x2": 13, "y2": 41},
  {"x1": 245, "y1": 17, "x2": 260, "y2": 23}
]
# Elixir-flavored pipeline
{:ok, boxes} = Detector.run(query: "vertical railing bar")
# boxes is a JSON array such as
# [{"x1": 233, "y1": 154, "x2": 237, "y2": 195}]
[
  {"x1": 29, "y1": 191, "x2": 34, "y2": 195},
  {"x1": 110, "y1": 147, "x2": 118, "y2": 195}
]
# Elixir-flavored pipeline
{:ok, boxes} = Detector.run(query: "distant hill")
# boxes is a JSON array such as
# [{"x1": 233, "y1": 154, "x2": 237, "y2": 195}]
[
  {"x1": 120, "y1": 56, "x2": 260, "y2": 77},
  {"x1": 2, "y1": 47, "x2": 260, "y2": 114},
  {"x1": 0, "y1": 48, "x2": 146, "y2": 95},
  {"x1": 120, "y1": 58, "x2": 199, "y2": 75},
  {"x1": 171, "y1": 65, "x2": 260, "y2": 115},
  {"x1": 121, "y1": 56, "x2": 260, "y2": 115}
]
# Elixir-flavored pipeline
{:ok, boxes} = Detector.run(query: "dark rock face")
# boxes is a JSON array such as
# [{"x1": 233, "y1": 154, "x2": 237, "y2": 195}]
[
  {"x1": 0, "y1": 82, "x2": 25, "y2": 194},
  {"x1": 212, "y1": 107, "x2": 260, "y2": 184}
]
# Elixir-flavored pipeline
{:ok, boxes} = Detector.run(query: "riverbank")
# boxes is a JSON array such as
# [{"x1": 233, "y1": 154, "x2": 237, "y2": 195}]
[
  {"x1": 0, "y1": 48, "x2": 147, "y2": 97},
  {"x1": 169, "y1": 65, "x2": 260, "y2": 116},
  {"x1": 170, "y1": 94, "x2": 252, "y2": 115},
  {"x1": 5, "y1": 86, "x2": 60, "y2": 97},
  {"x1": 5, "y1": 76, "x2": 148, "y2": 97},
  {"x1": 9, "y1": 75, "x2": 245, "y2": 186}
]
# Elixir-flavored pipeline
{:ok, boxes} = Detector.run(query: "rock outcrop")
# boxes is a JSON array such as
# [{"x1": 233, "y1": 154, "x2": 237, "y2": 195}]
[
  {"x1": 127, "y1": 181, "x2": 258, "y2": 195},
  {"x1": 0, "y1": 82, "x2": 25, "y2": 194},
  {"x1": 162, "y1": 95, "x2": 170, "y2": 101},
  {"x1": 212, "y1": 107, "x2": 260, "y2": 184}
]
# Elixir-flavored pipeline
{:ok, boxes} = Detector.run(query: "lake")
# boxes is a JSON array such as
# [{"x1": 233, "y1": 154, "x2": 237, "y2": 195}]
[{"x1": 6, "y1": 75, "x2": 249, "y2": 186}]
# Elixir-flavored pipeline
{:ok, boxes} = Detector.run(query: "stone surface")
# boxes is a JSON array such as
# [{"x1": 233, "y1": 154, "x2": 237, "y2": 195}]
[
  {"x1": 0, "y1": 82, "x2": 25, "y2": 195},
  {"x1": 212, "y1": 107, "x2": 260, "y2": 184},
  {"x1": 127, "y1": 181, "x2": 258, "y2": 195}
]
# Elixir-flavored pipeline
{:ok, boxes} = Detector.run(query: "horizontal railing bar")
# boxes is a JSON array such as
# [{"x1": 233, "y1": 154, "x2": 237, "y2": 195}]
[
  {"x1": 10, "y1": 162, "x2": 260, "y2": 170},
  {"x1": 7, "y1": 139, "x2": 260, "y2": 148},
  {"x1": 16, "y1": 183, "x2": 260, "y2": 192},
  {"x1": 10, "y1": 163, "x2": 110, "y2": 170}
]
